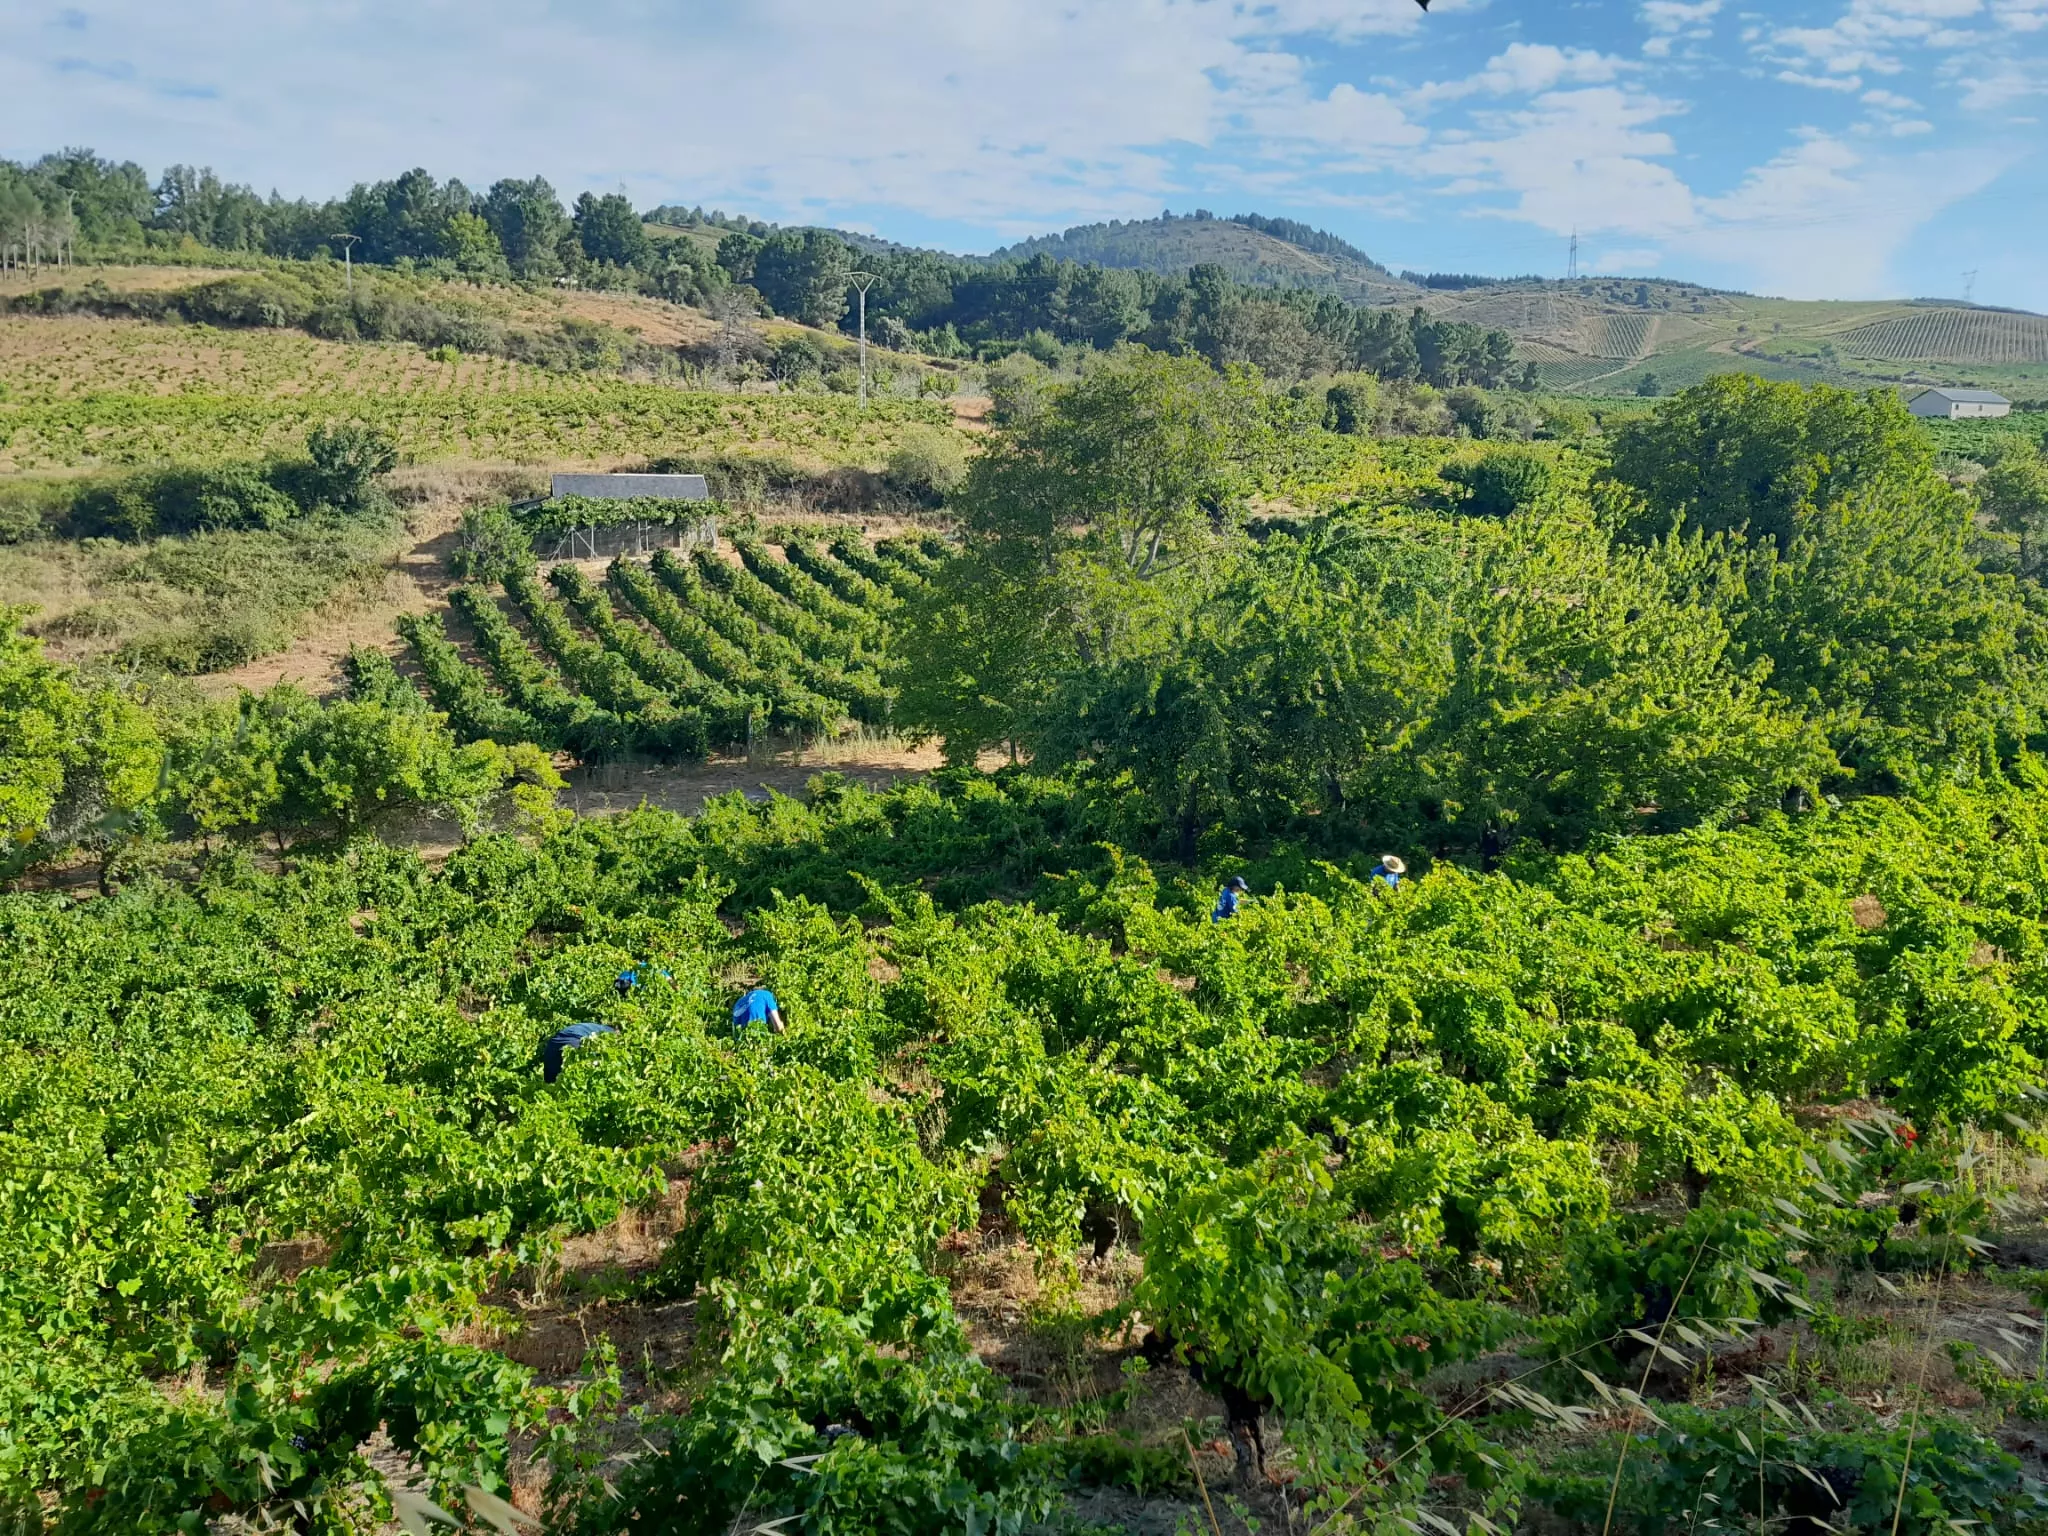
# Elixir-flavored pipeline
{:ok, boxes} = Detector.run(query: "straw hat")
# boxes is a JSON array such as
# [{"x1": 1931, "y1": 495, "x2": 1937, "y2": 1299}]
[{"x1": 1379, "y1": 855, "x2": 1408, "y2": 875}]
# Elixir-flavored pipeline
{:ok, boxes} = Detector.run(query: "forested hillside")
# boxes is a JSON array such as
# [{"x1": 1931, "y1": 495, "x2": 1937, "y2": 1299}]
[
  {"x1": 987, "y1": 209, "x2": 1417, "y2": 303},
  {"x1": 1, "y1": 151, "x2": 1522, "y2": 387}
]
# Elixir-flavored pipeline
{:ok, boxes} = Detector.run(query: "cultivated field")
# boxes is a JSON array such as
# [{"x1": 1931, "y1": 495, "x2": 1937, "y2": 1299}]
[
  {"x1": 395, "y1": 531, "x2": 942, "y2": 760},
  {"x1": 1418, "y1": 282, "x2": 2048, "y2": 395},
  {"x1": 0, "y1": 315, "x2": 955, "y2": 471}
]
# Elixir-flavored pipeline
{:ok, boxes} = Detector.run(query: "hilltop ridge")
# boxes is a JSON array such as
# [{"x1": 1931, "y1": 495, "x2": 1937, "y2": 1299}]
[{"x1": 985, "y1": 210, "x2": 1420, "y2": 304}]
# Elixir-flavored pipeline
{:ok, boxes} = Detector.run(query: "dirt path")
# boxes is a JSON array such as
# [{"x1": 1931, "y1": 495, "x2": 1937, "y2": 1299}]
[
  {"x1": 199, "y1": 505, "x2": 465, "y2": 697},
  {"x1": 559, "y1": 741, "x2": 952, "y2": 818}
]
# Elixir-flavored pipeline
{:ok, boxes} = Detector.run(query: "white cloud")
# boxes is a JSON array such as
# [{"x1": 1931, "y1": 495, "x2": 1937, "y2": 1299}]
[
  {"x1": 0, "y1": 0, "x2": 1424, "y2": 232},
  {"x1": 1639, "y1": 0, "x2": 1721, "y2": 56},
  {"x1": 1779, "y1": 69, "x2": 1867, "y2": 87},
  {"x1": 1689, "y1": 130, "x2": 2012, "y2": 294},
  {"x1": 1954, "y1": 57, "x2": 2048, "y2": 103},
  {"x1": 1641, "y1": 0, "x2": 1725, "y2": 30},
  {"x1": 1411, "y1": 42, "x2": 1631, "y2": 105},
  {"x1": 1762, "y1": 0, "x2": 1987, "y2": 81},
  {"x1": 1422, "y1": 86, "x2": 1698, "y2": 237},
  {"x1": 0, "y1": 0, "x2": 2040, "y2": 308}
]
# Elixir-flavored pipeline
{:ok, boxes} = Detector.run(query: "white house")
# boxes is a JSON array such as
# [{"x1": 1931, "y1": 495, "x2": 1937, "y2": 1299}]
[{"x1": 1908, "y1": 387, "x2": 2012, "y2": 420}]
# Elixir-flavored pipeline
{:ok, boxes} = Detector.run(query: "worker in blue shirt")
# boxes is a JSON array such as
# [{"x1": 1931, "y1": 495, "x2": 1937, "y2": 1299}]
[
  {"x1": 1370, "y1": 854, "x2": 1407, "y2": 892},
  {"x1": 615, "y1": 965, "x2": 672, "y2": 998},
  {"x1": 542, "y1": 1020, "x2": 617, "y2": 1083},
  {"x1": 730, "y1": 986, "x2": 785, "y2": 1037},
  {"x1": 1211, "y1": 875, "x2": 1250, "y2": 922}
]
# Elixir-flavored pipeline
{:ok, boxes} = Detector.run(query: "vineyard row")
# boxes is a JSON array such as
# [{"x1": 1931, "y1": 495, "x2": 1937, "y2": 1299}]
[{"x1": 392, "y1": 534, "x2": 948, "y2": 761}]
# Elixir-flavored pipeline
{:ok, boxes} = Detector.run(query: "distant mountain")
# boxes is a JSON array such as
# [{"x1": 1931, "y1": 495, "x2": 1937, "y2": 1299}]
[{"x1": 985, "y1": 212, "x2": 1422, "y2": 304}]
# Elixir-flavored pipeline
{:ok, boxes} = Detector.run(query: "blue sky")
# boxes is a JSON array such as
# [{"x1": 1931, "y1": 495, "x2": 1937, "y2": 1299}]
[{"x1": 3, "y1": 0, "x2": 2044, "y2": 308}]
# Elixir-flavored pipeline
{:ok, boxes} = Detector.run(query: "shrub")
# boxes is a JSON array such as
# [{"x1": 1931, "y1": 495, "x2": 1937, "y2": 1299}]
[
  {"x1": 1441, "y1": 448, "x2": 1557, "y2": 518},
  {"x1": 1324, "y1": 375, "x2": 1379, "y2": 435},
  {"x1": 885, "y1": 426, "x2": 968, "y2": 504},
  {"x1": 304, "y1": 423, "x2": 401, "y2": 512},
  {"x1": 66, "y1": 463, "x2": 298, "y2": 540},
  {"x1": 449, "y1": 503, "x2": 534, "y2": 582},
  {"x1": 772, "y1": 334, "x2": 829, "y2": 383},
  {"x1": 985, "y1": 352, "x2": 1051, "y2": 428},
  {"x1": 1445, "y1": 384, "x2": 1499, "y2": 439}
]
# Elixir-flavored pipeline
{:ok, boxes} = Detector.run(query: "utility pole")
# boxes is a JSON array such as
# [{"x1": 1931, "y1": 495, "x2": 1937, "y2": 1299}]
[
  {"x1": 1567, "y1": 228, "x2": 1579, "y2": 282},
  {"x1": 332, "y1": 233, "x2": 360, "y2": 295},
  {"x1": 848, "y1": 270, "x2": 878, "y2": 406},
  {"x1": 1963, "y1": 269, "x2": 1979, "y2": 305}
]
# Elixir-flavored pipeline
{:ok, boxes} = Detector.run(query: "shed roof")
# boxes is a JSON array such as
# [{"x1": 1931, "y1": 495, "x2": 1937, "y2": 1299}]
[
  {"x1": 1917, "y1": 388, "x2": 2011, "y2": 404},
  {"x1": 550, "y1": 472, "x2": 711, "y2": 501}
]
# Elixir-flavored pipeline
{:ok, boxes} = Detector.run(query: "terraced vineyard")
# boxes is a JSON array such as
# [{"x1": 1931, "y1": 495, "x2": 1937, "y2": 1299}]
[
  {"x1": 397, "y1": 531, "x2": 945, "y2": 760},
  {"x1": 1840, "y1": 306, "x2": 2048, "y2": 364}
]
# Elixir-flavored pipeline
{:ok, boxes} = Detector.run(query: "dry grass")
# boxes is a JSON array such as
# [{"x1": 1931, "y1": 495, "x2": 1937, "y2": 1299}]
[{"x1": 0, "y1": 264, "x2": 245, "y2": 298}]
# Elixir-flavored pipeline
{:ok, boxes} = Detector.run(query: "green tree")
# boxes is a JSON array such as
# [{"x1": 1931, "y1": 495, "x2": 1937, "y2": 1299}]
[
  {"x1": 1407, "y1": 518, "x2": 1827, "y2": 840},
  {"x1": 1606, "y1": 376, "x2": 1938, "y2": 548},
  {"x1": 1323, "y1": 374, "x2": 1379, "y2": 435},
  {"x1": 161, "y1": 686, "x2": 322, "y2": 840},
  {"x1": 1978, "y1": 441, "x2": 2048, "y2": 579},
  {"x1": 274, "y1": 700, "x2": 516, "y2": 841},
  {"x1": 901, "y1": 350, "x2": 1274, "y2": 764},
  {"x1": 437, "y1": 210, "x2": 509, "y2": 280},
  {"x1": 449, "y1": 503, "x2": 535, "y2": 582},
  {"x1": 892, "y1": 553, "x2": 1062, "y2": 764},
  {"x1": 305, "y1": 424, "x2": 399, "y2": 513},
  {"x1": 1734, "y1": 486, "x2": 2043, "y2": 779},
  {"x1": 481, "y1": 176, "x2": 567, "y2": 279},
  {"x1": 713, "y1": 230, "x2": 763, "y2": 284},
  {"x1": 572, "y1": 192, "x2": 651, "y2": 268},
  {"x1": 983, "y1": 352, "x2": 1051, "y2": 428},
  {"x1": 960, "y1": 348, "x2": 1271, "y2": 590},
  {"x1": 750, "y1": 230, "x2": 852, "y2": 328},
  {"x1": 1441, "y1": 447, "x2": 1555, "y2": 518},
  {"x1": 884, "y1": 426, "x2": 969, "y2": 504}
]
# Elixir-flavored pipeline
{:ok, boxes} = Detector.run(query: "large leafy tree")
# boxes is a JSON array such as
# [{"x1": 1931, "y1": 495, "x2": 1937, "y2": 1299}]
[
  {"x1": 1734, "y1": 486, "x2": 2046, "y2": 780},
  {"x1": 1604, "y1": 375, "x2": 1937, "y2": 548},
  {"x1": 276, "y1": 700, "x2": 518, "y2": 841},
  {"x1": 899, "y1": 349, "x2": 1277, "y2": 765},
  {"x1": 1978, "y1": 440, "x2": 2048, "y2": 579},
  {"x1": 958, "y1": 347, "x2": 1272, "y2": 590}
]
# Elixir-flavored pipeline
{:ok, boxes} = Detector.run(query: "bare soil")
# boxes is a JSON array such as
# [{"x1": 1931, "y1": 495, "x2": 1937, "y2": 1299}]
[
  {"x1": 558, "y1": 740, "x2": 953, "y2": 820},
  {"x1": 196, "y1": 465, "x2": 535, "y2": 697}
]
